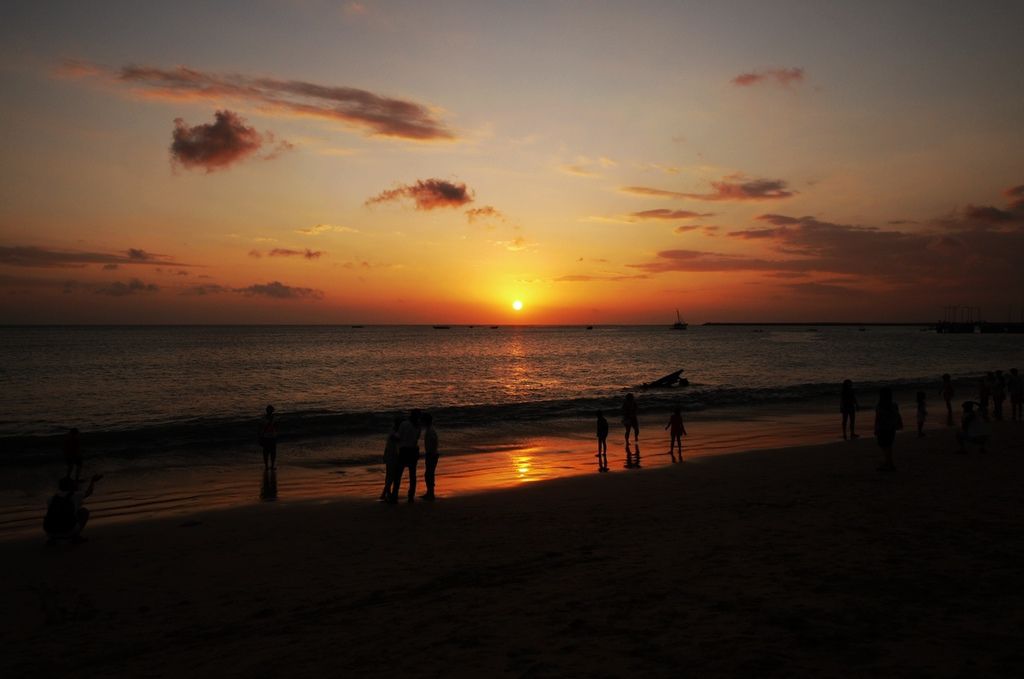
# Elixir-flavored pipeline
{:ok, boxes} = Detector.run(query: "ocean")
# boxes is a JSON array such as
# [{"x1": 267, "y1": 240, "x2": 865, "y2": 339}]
[{"x1": 2, "y1": 324, "x2": 1022, "y2": 459}]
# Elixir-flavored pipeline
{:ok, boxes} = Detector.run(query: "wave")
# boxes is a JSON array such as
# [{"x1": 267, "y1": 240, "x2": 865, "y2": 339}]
[{"x1": 0, "y1": 373, "x2": 977, "y2": 466}]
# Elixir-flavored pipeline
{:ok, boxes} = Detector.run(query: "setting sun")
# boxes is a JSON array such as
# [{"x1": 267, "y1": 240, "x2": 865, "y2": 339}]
[{"x1": 512, "y1": 300, "x2": 523, "y2": 311}]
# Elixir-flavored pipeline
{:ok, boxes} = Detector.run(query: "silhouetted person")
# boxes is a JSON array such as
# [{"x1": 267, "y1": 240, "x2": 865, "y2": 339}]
[
  {"x1": 421, "y1": 413, "x2": 439, "y2": 501},
  {"x1": 44, "y1": 474, "x2": 102, "y2": 544},
  {"x1": 916, "y1": 391, "x2": 927, "y2": 438},
  {"x1": 389, "y1": 409, "x2": 421, "y2": 504},
  {"x1": 873, "y1": 387, "x2": 902, "y2": 472},
  {"x1": 840, "y1": 380, "x2": 859, "y2": 440},
  {"x1": 595, "y1": 410, "x2": 609, "y2": 471},
  {"x1": 665, "y1": 406, "x2": 687, "y2": 462},
  {"x1": 63, "y1": 428, "x2": 82, "y2": 480},
  {"x1": 622, "y1": 393, "x2": 639, "y2": 443},
  {"x1": 1009, "y1": 368, "x2": 1023, "y2": 422},
  {"x1": 259, "y1": 405, "x2": 277, "y2": 470},
  {"x1": 956, "y1": 401, "x2": 989, "y2": 454},
  {"x1": 980, "y1": 373, "x2": 993, "y2": 410},
  {"x1": 941, "y1": 373, "x2": 955, "y2": 426},
  {"x1": 993, "y1": 370, "x2": 1006, "y2": 421},
  {"x1": 260, "y1": 468, "x2": 278, "y2": 501},
  {"x1": 380, "y1": 416, "x2": 401, "y2": 501}
]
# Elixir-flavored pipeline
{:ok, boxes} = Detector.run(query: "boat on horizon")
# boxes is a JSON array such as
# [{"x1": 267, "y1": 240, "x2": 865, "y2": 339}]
[
  {"x1": 672, "y1": 309, "x2": 688, "y2": 330},
  {"x1": 432, "y1": 325, "x2": 451, "y2": 330}
]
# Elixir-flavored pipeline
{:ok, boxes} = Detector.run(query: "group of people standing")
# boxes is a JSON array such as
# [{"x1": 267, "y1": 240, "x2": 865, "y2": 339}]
[
  {"x1": 594, "y1": 393, "x2": 689, "y2": 472},
  {"x1": 380, "y1": 409, "x2": 440, "y2": 504},
  {"x1": 841, "y1": 368, "x2": 1022, "y2": 472}
]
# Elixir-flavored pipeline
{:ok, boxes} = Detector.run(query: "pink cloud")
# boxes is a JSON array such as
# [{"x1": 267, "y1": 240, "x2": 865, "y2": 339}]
[
  {"x1": 366, "y1": 179, "x2": 474, "y2": 210},
  {"x1": 731, "y1": 68, "x2": 805, "y2": 87}
]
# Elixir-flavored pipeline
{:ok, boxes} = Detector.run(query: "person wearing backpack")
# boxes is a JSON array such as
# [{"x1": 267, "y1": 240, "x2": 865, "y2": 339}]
[{"x1": 44, "y1": 474, "x2": 102, "y2": 543}]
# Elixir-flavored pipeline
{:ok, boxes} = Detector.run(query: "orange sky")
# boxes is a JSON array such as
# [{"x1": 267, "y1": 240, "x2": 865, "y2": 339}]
[{"x1": 2, "y1": 1, "x2": 1023, "y2": 324}]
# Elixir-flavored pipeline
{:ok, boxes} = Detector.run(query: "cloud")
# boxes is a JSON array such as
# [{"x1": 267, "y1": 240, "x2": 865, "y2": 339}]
[
  {"x1": 1005, "y1": 185, "x2": 1024, "y2": 210},
  {"x1": 553, "y1": 272, "x2": 648, "y2": 282},
  {"x1": 465, "y1": 206, "x2": 504, "y2": 223},
  {"x1": 366, "y1": 179, "x2": 474, "y2": 210},
  {"x1": 171, "y1": 110, "x2": 282, "y2": 172},
  {"x1": 180, "y1": 284, "x2": 230, "y2": 296},
  {"x1": 62, "y1": 61, "x2": 455, "y2": 141},
  {"x1": 0, "y1": 246, "x2": 183, "y2": 268},
  {"x1": 236, "y1": 281, "x2": 323, "y2": 299},
  {"x1": 94, "y1": 278, "x2": 159, "y2": 296},
  {"x1": 673, "y1": 225, "x2": 719, "y2": 235},
  {"x1": 558, "y1": 156, "x2": 616, "y2": 178},
  {"x1": 731, "y1": 68, "x2": 805, "y2": 87},
  {"x1": 268, "y1": 248, "x2": 323, "y2": 259},
  {"x1": 963, "y1": 205, "x2": 1016, "y2": 223},
  {"x1": 620, "y1": 177, "x2": 795, "y2": 202},
  {"x1": 491, "y1": 236, "x2": 532, "y2": 252},
  {"x1": 295, "y1": 224, "x2": 359, "y2": 236},
  {"x1": 630, "y1": 209, "x2": 713, "y2": 220},
  {"x1": 630, "y1": 187, "x2": 1024, "y2": 301}
]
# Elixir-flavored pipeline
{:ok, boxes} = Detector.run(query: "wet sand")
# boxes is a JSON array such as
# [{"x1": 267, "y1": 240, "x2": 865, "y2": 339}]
[
  {"x1": 0, "y1": 403, "x2": 850, "y2": 537},
  {"x1": 4, "y1": 420, "x2": 1024, "y2": 677}
]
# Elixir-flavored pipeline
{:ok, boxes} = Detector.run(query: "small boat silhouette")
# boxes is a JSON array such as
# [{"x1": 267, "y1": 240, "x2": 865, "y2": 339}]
[{"x1": 672, "y1": 309, "x2": 688, "y2": 330}]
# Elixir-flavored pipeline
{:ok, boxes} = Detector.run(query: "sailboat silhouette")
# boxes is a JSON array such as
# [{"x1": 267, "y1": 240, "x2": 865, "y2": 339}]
[{"x1": 672, "y1": 309, "x2": 688, "y2": 330}]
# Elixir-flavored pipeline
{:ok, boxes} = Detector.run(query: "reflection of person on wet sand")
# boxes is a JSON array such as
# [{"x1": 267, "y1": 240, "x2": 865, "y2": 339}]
[
  {"x1": 625, "y1": 442, "x2": 641, "y2": 468},
  {"x1": 665, "y1": 406, "x2": 687, "y2": 462},
  {"x1": 622, "y1": 393, "x2": 639, "y2": 443},
  {"x1": 595, "y1": 410, "x2": 609, "y2": 471},
  {"x1": 260, "y1": 468, "x2": 278, "y2": 501},
  {"x1": 840, "y1": 380, "x2": 859, "y2": 440},
  {"x1": 259, "y1": 405, "x2": 277, "y2": 471},
  {"x1": 63, "y1": 427, "x2": 82, "y2": 480}
]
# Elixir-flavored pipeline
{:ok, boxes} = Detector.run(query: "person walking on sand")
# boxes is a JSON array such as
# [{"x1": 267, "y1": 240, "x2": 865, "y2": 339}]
[
  {"x1": 840, "y1": 380, "x2": 859, "y2": 440},
  {"x1": 380, "y1": 415, "x2": 401, "y2": 501},
  {"x1": 258, "y1": 405, "x2": 278, "y2": 470},
  {"x1": 874, "y1": 387, "x2": 902, "y2": 472},
  {"x1": 941, "y1": 373, "x2": 955, "y2": 427},
  {"x1": 622, "y1": 393, "x2": 639, "y2": 443},
  {"x1": 44, "y1": 474, "x2": 103, "y2": 544},
  {"x1": 665, "y1": 406, "x2": 688, "y2": 462},
  {"x1": 63, "y1": 427, "x2": 83, "y2": 480},
  {"x1": 1008, "y1": 368, "x2": 1023, "y2": 422},
  {"x1": 389, "y1": 409, "x2": 421, "y2": 504},
  {"x1": 595, "y1": 410, "x2": 609, "y2": 471},
  {"x1": 916, "y1": 391, "x2": 927, "y2": 437},
  {"x1": 421, "y1": 413, "x2": 439, "y2": 501}
]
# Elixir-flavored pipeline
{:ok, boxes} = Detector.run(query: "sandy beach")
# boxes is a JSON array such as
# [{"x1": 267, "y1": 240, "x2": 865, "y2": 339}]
[{"x1": 4, "y1": 419, "x2": 1024, "y2": 678}]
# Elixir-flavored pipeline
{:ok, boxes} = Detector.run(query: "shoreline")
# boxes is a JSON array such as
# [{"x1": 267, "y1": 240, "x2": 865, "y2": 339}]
[
  {"x1": 4, "y1": 420, "x2": 1023, "y2": 676},
  {"x1": 0, "y1": 391, "x2": 961, "y2": 539}
]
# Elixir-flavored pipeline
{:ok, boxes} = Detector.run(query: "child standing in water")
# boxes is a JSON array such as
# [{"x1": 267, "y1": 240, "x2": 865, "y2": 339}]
[
  {"x1": 595, "y1": 410, "x2": 609, "y2": 471},
  {"x1": 916, "y1": 391, "x2": 927, "y2": 437},
  {"x1": 665, "y1": 406, "x2": 687, "y2": 462}
]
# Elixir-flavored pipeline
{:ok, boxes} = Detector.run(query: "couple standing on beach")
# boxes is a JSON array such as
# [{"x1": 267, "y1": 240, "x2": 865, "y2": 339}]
[{"x1": 381, "y1": 409, "x2": 439, "y2": 503}]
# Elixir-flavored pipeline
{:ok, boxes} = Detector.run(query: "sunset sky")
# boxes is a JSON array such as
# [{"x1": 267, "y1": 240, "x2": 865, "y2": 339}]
[{"x1": 2, "y1": 0, "x2": 1023, "y2": 324}]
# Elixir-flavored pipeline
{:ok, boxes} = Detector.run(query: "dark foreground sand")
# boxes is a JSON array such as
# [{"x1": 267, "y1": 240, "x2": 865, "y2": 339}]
[{"x1": 4, "y1": 424, "x2": 1024, "y2": 678}]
